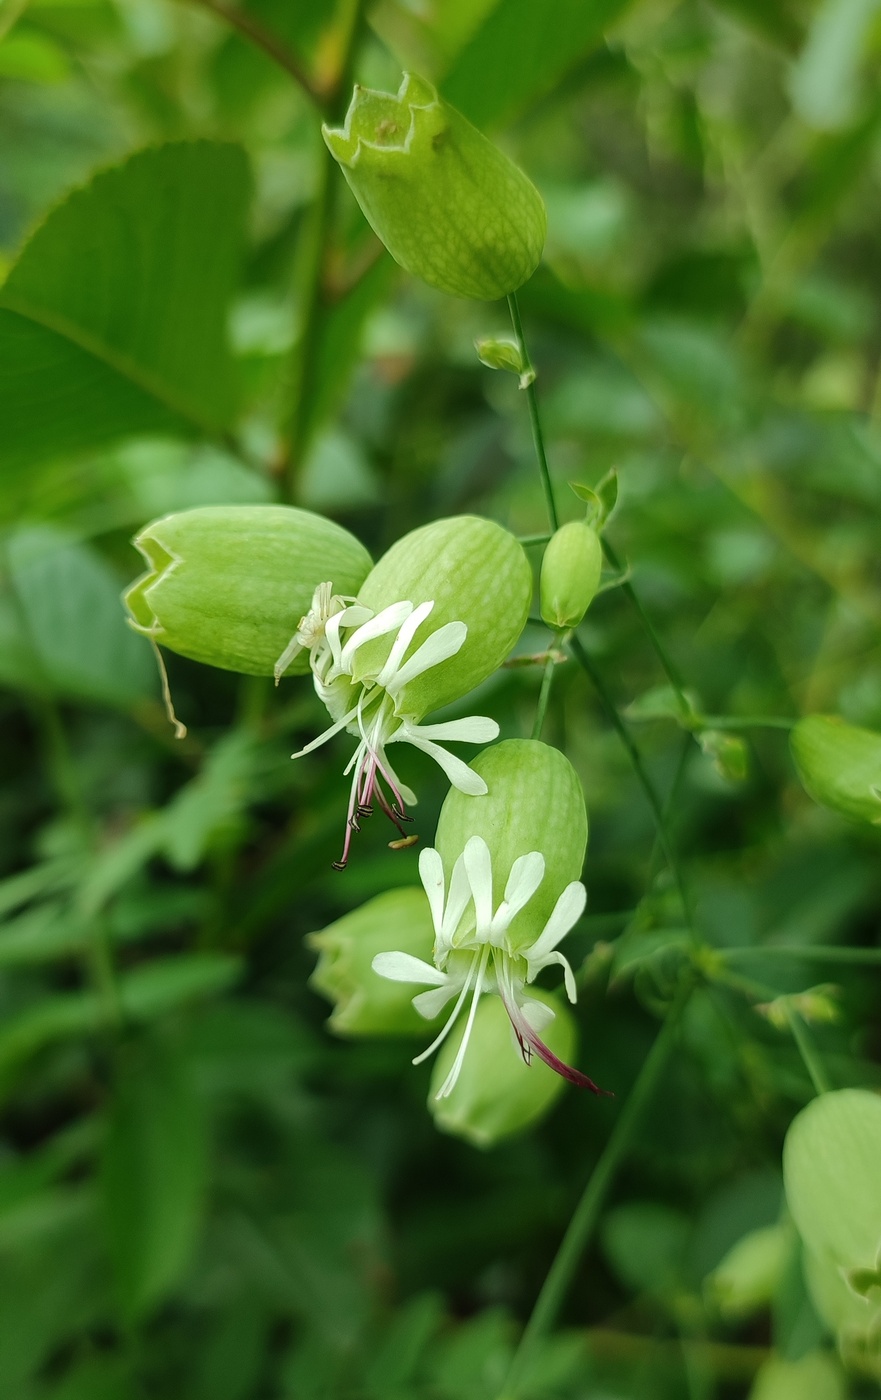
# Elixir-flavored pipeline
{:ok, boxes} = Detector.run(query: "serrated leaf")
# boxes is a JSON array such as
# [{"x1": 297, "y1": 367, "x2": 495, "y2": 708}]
[
  {"x1": 0, "y1": 141, "x2": 252, "y2": 477},
  {"x1": 101, "y1": 1035, "x2": 207, "y2": 1319}
]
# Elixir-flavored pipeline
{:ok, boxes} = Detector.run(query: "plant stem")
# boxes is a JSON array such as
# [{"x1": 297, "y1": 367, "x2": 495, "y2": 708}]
[
  {"x1": 284, "y1": 0, "x2": 366, "y2": 487},
  {"x1": 785, "y1": 1005, "x2": 832, "y2": 1095},
  {"x1": 700, "y1": 715, "x2": 794, "y2": 732},
  {"x1": 176, "y1": 0, "x2": 319, "y2": 101},
  {"x1": 507, "y1": 292, "x2": 559, "y2": 532},
  {"x1": 568, "y1": 633, "x2": 693, "y2": 931},
  {"x1": 500, "y1": 979, "x2": 694, "y2": 1398},
  {"x1": 531, "y1": 655, "x2": 556, "y2": 740}
]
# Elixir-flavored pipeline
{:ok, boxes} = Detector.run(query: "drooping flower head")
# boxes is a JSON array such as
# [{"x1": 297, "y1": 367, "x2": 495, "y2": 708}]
[
  {"x1": 278, "y1": 517, "x2": 531, "y2": 868},
  {"x1": 373, "y1": 739, "x2": 609, "y2": 1097},
  {"x1": 323, "y1": 73, "x2": 546, "y2": 301}
]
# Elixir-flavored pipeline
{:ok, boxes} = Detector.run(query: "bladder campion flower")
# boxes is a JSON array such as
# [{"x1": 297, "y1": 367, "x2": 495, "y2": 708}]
[
  {"x1": 373, "y1": 739, "x2": 608, "y2": 1097},
  {"x1": 322, "y1": 73, "x2": 546, "y2": 301},
  {"x1": 278, "y1": 517, "x2": 532, "y2": 868}
]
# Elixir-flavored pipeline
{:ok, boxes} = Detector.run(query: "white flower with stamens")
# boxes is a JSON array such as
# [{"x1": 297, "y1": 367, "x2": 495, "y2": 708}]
[
  {"x1": 373, "y1": 836, "x2": 607, "y2": 1099},
  {"x1": 276, "y1": 587, "x2": 499, "y2": 868}
]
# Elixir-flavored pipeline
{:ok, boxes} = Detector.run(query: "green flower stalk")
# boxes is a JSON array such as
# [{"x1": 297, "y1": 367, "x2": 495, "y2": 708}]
[
  {"x1": 281, "y1": 517, "x2": 531, "y2": 868},
  {"x1": 124, "y1": 505, "x2": 372, "y2": 676},
  {"x1": 373, "y1": 739, "x2": 607, "y2": 1097},
  {"x1": 322, "y1": 73, "x2": 546, "y2": 301}
]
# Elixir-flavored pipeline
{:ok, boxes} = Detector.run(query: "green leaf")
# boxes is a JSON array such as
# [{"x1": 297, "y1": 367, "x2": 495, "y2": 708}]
[
  {"x1": 120, "y1": 954, "x2": 243, "y2": 1021},
  {"x1": 442, "y1": 0, "x2": 635, "y2": 128},
  {"x1": 0, "y1": 141, "x2": 252, "y2": 476},
  {"x1": 783, "y1": 1089, "x2": 881, "y2": 1269},
  {"x1": 101, "y1": 1035, "x2": 207, "y2": 1319},
  {"x1": 747, "y1": 1351, "x2": 844, "y2": 1400},
  {"x1": 2, "y1": 526, "x2": 155, "y2": 706},
  {"x1": 789, "y1": 0, "x2": 878, "y2": 132}
]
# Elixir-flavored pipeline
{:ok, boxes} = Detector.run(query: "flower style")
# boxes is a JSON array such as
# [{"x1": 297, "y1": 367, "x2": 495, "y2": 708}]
[
  {"x1": 278, "y1": 584, "x2": 499, "y2": 869},
  {"x1": 373, "y1": 836, "x2": 607, "y2": 1099}
]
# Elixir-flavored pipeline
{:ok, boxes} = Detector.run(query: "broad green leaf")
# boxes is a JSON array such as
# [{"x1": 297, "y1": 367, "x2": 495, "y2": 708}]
[
  {"x1": 442, "y1": 0, "x2": 635, "y2": 128},
  {"x1": 0, "y1": 141, "x2": 252, "y2": 476},
  {"x1": 101, "y1": 1035, "x2": 207, "y2": 1319},
  {"x1": 2, "y1": 526, "x2": 155, "y2": 706},
  {"x1": 783, "y1": 1089, "x2": 881, "y2": 1267},
  {"x1": 120, "y1": 953, "x2": 243, "y2": 1020}
]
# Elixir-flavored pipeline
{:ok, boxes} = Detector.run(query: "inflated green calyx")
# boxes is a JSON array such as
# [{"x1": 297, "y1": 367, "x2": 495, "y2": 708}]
[
  {"x1": 540, "y1": 520, "x2": 603, "y2": 631},
  {"x1": 790, "y1": 715, "x2": 881, "y2": 825},
  {"x1": 124, "y1": 505, "x2": 372, "y2": 676},
  {"x1": 323, "y1": 73, "x2": 546, "y2": 301}
]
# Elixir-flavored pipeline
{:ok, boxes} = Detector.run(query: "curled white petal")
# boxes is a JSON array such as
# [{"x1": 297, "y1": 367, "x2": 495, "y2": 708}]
[
  {"x1": 418, "y1": 847, "x2": 445, "y2": 936},
  {"x1": 339, "y1": 599, "x2": 413, "y2": 669},
  {"x1": 375, "y1": 599, "x2": 434, "y2": 688},
  {"x1": 385, "y1": 620, "x2": 467, "y2": 696},
  {"x1": 407, "y1": 716, "x2": 499, "y2": 744},
  {"x1": 371, "y1": 951, "x2": 447, "y2": 985},
  {"x1": 463, "y1": 836, "x2": 494, "y2": 937},
  {"x1": 526, "y1": 882, "x2": 587, "y2": 962},
  {"x1": 396, "y1": 731, "x2": 488, "y2": 794},
  {"x1": 491, "y1": 851, "x2": 545, "y2": 937}
]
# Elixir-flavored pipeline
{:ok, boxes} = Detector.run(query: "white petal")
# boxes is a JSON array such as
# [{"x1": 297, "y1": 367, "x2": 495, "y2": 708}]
[
  {"x1": 526, "y1": 881, "x2": 587, "y2": 961},
  {"x1": 463, "y1": 836, "x2": 493, "y2": 936},
  {"x1": 384, "y1": 621, "x2": 467, "y2": 695},
  {"x1": 491, "y1": 852, "x2": 545, "y2": 936},
  {"x1": 290, "y1": 703, "x2": 360, "y2": 758},
  {"x1": 439, "y1": 852, "x2": 472, "y2": 948},
  {"x1": 398, "y1": 733, "x2": 488, "y2": 794},
  {"x1": 418, "y1": 847, "x2": 445, "y2": 935},
  {"x1": 340, "y1": 600, "x2": 413, "y2": 670},
  {"x1": 413, "y1": 983, "x2": 459, "y2": 1019},
  {"x1": 375, "y1": 600, "x2": 434, "y2": 688},
  {"x1": 527, "y1": 949, "x2": 578, "y2": 1003},
  {"x1": 371, "y1": 951, "x2": 446, "y2": 985},
  {"x1": 521, "y1": 997, "x2": 556, "y2": 1032},
  {"x1": 405, "y1": 716, "x2": 499, "y2": 744}
]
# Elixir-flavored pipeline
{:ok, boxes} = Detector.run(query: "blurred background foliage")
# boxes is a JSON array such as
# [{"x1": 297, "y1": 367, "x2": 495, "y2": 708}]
[{"x1": 1, "y1": 0, "x2": 881, "y2": 1395}]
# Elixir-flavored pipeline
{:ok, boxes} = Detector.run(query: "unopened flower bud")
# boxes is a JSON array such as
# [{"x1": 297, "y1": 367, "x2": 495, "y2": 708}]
[
  {"x1": 308, "y1": 887, "x2": 434, "y2": 1036},
  {"x1": 791, "y1": 715, "x2": 881, "y2": 825},
  {"x1": 323, "y1": 73, "x2": 546, "y2": 301},
  {"x1": 475, "y1": 336, "x2": 534, "y2": 387},
  {"x1": 540, "y1": 521, "x2": 603, "y2": 631},
  {"x1": 429, "y1": 991, "x2": 576, "y2": 1147},
  {"x1": 124, "y1": 505, "x2": 372, "y2": 676}
]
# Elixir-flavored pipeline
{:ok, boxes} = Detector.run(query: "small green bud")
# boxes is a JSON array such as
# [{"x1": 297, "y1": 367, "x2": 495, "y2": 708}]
[
  {"x1": 435, "y1": 738, "x2": 587, "y2": 949},
  {"x1": 353, "y1": 515, "x2": 532, "y2": 717},
  {"x1": 323, "y1": 73, "x2": 546, "y2": 301},
  {"x1": 790, "y1": 714, "x2": 881, "y2": 824},
  {"x1": 474, "y1": 336, "x2": 534, "y2": 387},
  {"x1": 698, "y1": 729, "x2": 749, "y2": 783},
  {"x1": 124, "y1": 505, "x2": 372, "y2": 677},
  {"x1": 307, "y1": 887, "x2": 435, "y2": 1037},
  {"x1": 540, "y1": 521, "x2": 603, "y2": 630},
  {"x1": 429, "y1": 990, "x2": 576, "y2": 1147}
]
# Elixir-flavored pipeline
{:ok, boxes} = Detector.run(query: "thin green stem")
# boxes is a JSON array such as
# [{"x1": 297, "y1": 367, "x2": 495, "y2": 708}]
[
  {"x1": 722, "y1": 944, "x2": 881, "y2": 965},
  {"x1": 531, "y1": 655, "x2": 556, "y2": 740},
  {"x1": 700, "y1": 715, "x2": 795, "y2": 732},
  {"x1": 500, "y1": 979, "x2": 694, "y2": 1399},
  {"x1": 507, "y1": 292, "x2": 559, "y2": 532},
  {"x1": 175, "y1": 0, "x2": 319, "y2": 101},
  {"x1": 568, "y1": 633, "x2": 693, "y2": 933},
  {"x1": 600, "y1": 537, "x2": 688, "y2": 704},
  {"x1": 785, "y1": 1005, "x2": 832, "y2": 1096},
  {"x1": 518, "y1": 533, "x2": 552, "y2": 547}
]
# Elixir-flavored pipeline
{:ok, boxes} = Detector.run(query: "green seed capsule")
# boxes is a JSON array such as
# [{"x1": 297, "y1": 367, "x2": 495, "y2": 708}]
[
  {"x1": 434, "y1": 738, "x2": 587, "y2": 951},
  {"x1": 429, "y1": 991, "x2": 576, "y2": 1147},
  {"x1": 540, "y1": 520, "x2": 603, "y2": 631},
  {"x1": 353, "y1": 515, "x2": 532, "y2": 718},
  {"x1": 308, "y1": 887, "x2": 435, "y2": 1037},
  {"x1": 323, "y1": 73, "x2": 546, "y2": 302},
  {"x1": 124, "y1": 505, "x2": 372, "y2": 677},
  {"x1": 790, "y1": 714, "x2": 881, "y2": 825}
]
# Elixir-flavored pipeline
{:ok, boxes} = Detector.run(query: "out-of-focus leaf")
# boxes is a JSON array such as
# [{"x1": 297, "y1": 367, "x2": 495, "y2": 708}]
[
  {"x1": 101, "y1": 1035, "x2": 206, "y2": 1320},
  {"x1": 706, "y1": 1222, "x2": 794, "y2": 1319},
  {"x1": 159, "y1": 730, "x2": 258, "y2": 871},
  {"x1": 0, "y1": 142, "x2": 252, "y2": 478},
  {"x1": 120, "y1": 954, "x2": 243, "y2": 1021},
  {"x1": 37, "y1": 1355, "x2": 133, "y2": 1400},
  {"x1": 2, "y1": 526, "x2": 155, "y2": 706},
  {"x1": 0, "y1": 30, "x2": 70, "y2": 84},
  {"x1": 602, "y1": 1201, "x2": 690, "y2": 1297},
  {"x1": 789, "y1": 0, "x2": 878, "y2": 132},
  {"x1": 442, "y1": 0, "x2": 635, "y2": 127},
  {"x1": 783, "y1": 1089, "x2": 881, "y2": 1269}
]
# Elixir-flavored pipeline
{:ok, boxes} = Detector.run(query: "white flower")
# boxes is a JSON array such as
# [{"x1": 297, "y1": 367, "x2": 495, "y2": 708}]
[
  {"x1": 373, "y1": 835, "x2": 606, "y2": 1099},
  {"x1": 275, "y1": 585, "x2": 498, "y2": 867}
]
